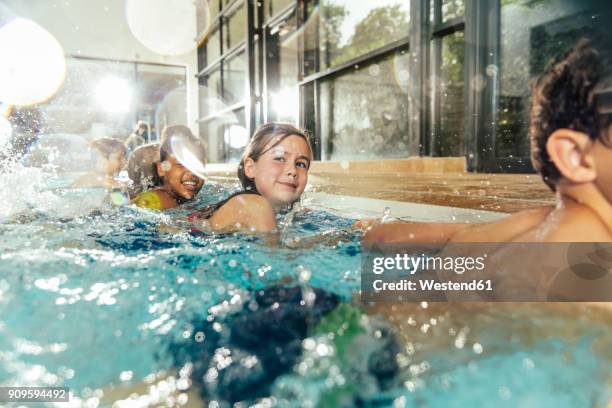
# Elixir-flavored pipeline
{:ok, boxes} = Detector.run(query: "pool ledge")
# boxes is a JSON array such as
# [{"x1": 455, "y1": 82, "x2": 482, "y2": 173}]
[{"x1": 304, "y1": 192, "x2": 506, "y2": 223}]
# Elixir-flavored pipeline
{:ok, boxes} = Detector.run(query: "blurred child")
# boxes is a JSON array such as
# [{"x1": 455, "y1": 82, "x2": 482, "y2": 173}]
[
  {"x1": 132, "y1": 125, "x2": 205, "y2": 210},
  {"x1": 190, "y1": 123, "x2": 312, "y2": 233},
  {"x1": 72, "y1": 137, "x2": 126, "y2": 189},
  {"x1": 126, "y1": 143, "x2": 161, "y2": 199},
  {"x1": 124, "y1": 120, "x2": 147, "y2": 153}
]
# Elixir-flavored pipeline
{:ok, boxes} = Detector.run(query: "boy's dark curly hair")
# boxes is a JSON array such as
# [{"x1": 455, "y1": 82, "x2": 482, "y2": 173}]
[{"x1": 530, "y1": 39, "x2": 612, "y2": 191}]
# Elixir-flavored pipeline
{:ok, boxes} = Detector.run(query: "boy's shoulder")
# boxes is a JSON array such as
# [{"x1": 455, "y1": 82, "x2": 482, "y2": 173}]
[{"x1": 544, "y1": 205, "x2": 612, "y2": 242}]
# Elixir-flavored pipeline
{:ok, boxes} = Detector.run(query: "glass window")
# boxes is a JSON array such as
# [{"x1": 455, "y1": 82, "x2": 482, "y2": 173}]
[
  {"x1": 197, "y1": 0, "x2": 219, "y2": 36},
  {"x1": 319, "y1": 49, "x2": 412, "y2": 160},
  {"x1": 301, "y1": 82, "x2": 317, "y2": 157},
  {"x1": 225, "y1": 4, "x2": 246, "y2": 51},
  {"x1": 318, "y1": 0, "x2": 410, "y2": 69},
  {"x1": 495, "y1": 0, "x2": 599, "y2": 159},
  {"x1": 209, "y1": 0, "x2": 220, "y2": 21},
  {"x1": 254, "y1": 39, "x2": 261, "y2": 98},
  {"x1": 222, "y1": 108, "x2": 248, "y2": 162},
  {"x1": 201, "y1": 108, "x2": 246, "y2": 163},
  {"x1": 197, "y1": 45, "x2": 206, "y2": 73},
  {"x1": 433, "y1": 30, "x2": 465, "y2": 157},
  {"x1": 302, "y1": 0, "x2": 319, "y2": 76},
  {"x1": 206, "y1": 29, "x2": 221, "y2": 65},
  {"x1": 223, "y1": 51, "x2": 246, "y2": 105},
  {"x1": 199, "y1": 68, "x2": 222, "y2": 118},
  {"x1": 265, "y1": 0, "x2": 295, "y2": 21},
  {"x1": 34, "y1": 57, "x2": 185, "y2": 142},
  {"x1": 442, "y1": 0, "x2": 464, "y2": 22},
  {"x1": 267, "y1": 12, "x2": 299, "y2": 123}
]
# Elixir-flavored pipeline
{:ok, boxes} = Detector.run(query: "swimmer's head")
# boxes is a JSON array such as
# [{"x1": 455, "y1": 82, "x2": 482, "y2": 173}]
[
  {"x1": 127, "y1": 143, "x2": 161, "y2": 197},
  {"x1": 135, "y1": 120, "x2": 148, "y2": 136},
  {"x1": 531, "y1": 39, "x2": 612, "y2": 199},
  {"x1": 238, "y1": 123, "x2": 313, "y2": 209},
  {"x1": 157, "y1": 125, "x2": 205, "y2": 201},
  {"x1": 91, "y1": 137, "x2": 126, "y2": 176}
]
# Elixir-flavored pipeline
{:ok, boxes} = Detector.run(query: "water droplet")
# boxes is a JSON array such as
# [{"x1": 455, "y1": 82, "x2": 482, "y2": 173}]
[
  {"x1": 316, "y1": 343, "x2": 331, "y2": 356},
  {"x1": 498, "y1": 386, "x2": 511, "y2": 400},
  {"x1": 302, "y1": 338, "x2": 316, "y2": 350},
  {"x1": 298, "y1": 266, "x2": 312, "y2": 282},
  {"x1": 368, "y1": 64, "x2": 381, "y2": 76},
  {"x1": 119, "y1": 370, "x2": 133, "y2": 382},
  {"x1": 486, "y1": 64, "x2": 498, "y2": 76}
]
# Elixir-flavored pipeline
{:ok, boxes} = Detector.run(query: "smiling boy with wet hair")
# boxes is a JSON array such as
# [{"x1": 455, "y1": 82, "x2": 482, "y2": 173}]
[{"x1": 132, "y1": 125, "x2": 205, "y2": 210}]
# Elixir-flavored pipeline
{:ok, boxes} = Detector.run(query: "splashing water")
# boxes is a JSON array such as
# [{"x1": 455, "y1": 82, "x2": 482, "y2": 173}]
[{"x1": 0, "y1": 164, "x2": 609, "y2": 406}]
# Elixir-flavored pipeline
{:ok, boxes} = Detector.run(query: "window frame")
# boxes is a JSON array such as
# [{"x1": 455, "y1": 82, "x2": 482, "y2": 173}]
[
  {"x1": 194, "y1": 0, "x2": 542, "y2": 172},
  {"x1": 428, "y1": 0, "x2": 466, "y2": 158}
]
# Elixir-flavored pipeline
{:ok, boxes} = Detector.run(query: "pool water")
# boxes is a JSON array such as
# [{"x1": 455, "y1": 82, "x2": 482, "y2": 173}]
[{"x1": 0, "y1": 166, "x2": 610, "y2": 407}]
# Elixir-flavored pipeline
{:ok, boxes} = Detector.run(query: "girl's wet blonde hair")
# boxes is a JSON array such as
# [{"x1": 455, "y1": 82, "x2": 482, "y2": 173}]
[{"x1": 237, "y1": 123, "x2": 313, "y2": 192}]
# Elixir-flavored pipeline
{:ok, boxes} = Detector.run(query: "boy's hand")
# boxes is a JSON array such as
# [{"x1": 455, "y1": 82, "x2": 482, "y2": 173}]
[{"x1": 352, "y1": 219, "x2": 378, "y2": 230}]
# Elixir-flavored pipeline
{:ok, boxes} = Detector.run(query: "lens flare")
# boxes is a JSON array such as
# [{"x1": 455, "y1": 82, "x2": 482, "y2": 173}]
[
  {"x1": 156, "y1": 85, "x2": 188, "y2": 132},
  {"x1": 169, "y1": 131, "x2": 207, "y2": 180},
  {"x1": 95, "y1": 77, "x2": 132, "y2": 113},
  {"x1": 126, "y1": 0, "x2": 206, "y2": 56},
  {"x1": 271, "y1": 87, "x2": 299, "y2": 122},
  {"x1": 0, "y1": 18, "x2": 66, "y2": 106},
  {"x1": 224, "y1": 125, "x2": 248, "y2": 150},
  {"x1": 393, "y1": 50, "x2": 410, "y2": 95}
]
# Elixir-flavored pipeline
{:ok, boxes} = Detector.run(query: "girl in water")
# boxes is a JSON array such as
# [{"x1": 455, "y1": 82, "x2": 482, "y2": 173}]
[
  {"x1": 190, "y1": 123, "x2": 312, "y2": 233},
  {"x1": 132, "y1": 125, "x2": 205, "y2": 210},
  {"x1": 72, "y1": 137, "x2": 127, "y2": 189}
]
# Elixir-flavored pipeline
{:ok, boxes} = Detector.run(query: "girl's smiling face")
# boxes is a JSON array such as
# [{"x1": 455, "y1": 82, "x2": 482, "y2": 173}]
[
  {"x1": 157, "y1": 155, "x2": 204, "y2": 201},
  {"x1": 244, "y1": 135, "x2": 311, "y2": 209}
]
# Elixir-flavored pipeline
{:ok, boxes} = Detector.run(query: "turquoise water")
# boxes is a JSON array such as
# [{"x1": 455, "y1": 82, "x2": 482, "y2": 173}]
[{"x1": 0, "y1": 173, "x2": 610, "y2": 407}]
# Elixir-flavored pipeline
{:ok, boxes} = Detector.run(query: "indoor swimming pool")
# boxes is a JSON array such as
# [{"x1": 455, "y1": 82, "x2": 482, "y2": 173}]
[{"x1": 0, "y1": 165, "x2": 609, "y2": 407}]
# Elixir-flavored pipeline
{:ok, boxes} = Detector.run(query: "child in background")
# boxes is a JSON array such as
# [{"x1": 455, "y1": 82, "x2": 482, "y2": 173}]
[
  {"x1": 362, "y1": 40, "x2": 612, "y2": 247},
  {"x1": 72, "y1": 137, "x2": 127, "y2": 189},
  {"x1": 132, "y1": 125, "x2": 205, "y2": 210},
  {"x1": 190, "y1": 123, "x2": 312, "y2": 233},
  {"x1": 126, "y1": 143, "x2": 161, "y2": 199}
]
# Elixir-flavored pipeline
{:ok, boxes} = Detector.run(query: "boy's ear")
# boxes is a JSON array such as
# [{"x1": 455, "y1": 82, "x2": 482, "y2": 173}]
[
  {"x1": 243, "y1": 157, "x2": 257, "y2": 179},
  {"x1": 546, "y1": 128, "x2": 596, "y2": 183}
]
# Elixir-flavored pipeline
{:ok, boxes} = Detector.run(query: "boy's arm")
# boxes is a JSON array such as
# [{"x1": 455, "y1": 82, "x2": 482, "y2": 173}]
[
  {"x1": 450, "y1": 206, "x2": 552, "y2": 243},
  {"x1": 361, "y1": 206, "x2": 553, "y2": 250},
  {"x1": 362, "y1": 220, "x2": 469, "y2": 250}
]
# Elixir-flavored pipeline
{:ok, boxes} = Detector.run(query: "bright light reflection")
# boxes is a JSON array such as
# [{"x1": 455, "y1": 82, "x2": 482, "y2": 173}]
[
  {"x1": 271, "y1": 88, "x2": 298, "y2": 121},
  {"x1": 224, "y1": 125, "x2": 248, "y2": 149},
  {"x1": 0, "y1": 18, "x2": 66, "y2": 106},
  {"x1": 126, "y1": 0, "x2": 201, "y2": 56},
  {"x1": 170, "y1": 131, "x2": 207, "y2": 179},
  {"x1": 95, "y1": 77, "x2": 132, "y2": 113}
]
